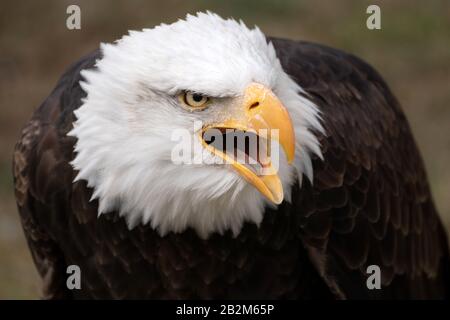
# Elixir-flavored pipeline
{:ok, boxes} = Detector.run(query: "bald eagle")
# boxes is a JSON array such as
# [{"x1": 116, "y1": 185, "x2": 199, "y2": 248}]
[{"x1": 13, "y1": 12, "x2": 449, "y2": 299}]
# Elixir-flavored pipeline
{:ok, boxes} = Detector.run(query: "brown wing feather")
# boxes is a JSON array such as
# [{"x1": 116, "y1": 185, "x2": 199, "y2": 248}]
[
  {"x1": 13, "y1": 112, "x2": 72, "y2": 299},
  {"x1": 271, "y1": 38, "x2": 450, "y2": 299},
  {"x1": 12, "y1": 52, "x2": 101, "y2": 299}
]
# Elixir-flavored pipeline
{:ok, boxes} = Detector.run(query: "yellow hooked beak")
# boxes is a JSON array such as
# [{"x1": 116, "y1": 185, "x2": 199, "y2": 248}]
[{"x1": 199, "y1": 83, "x2": 295, "y2": 204}]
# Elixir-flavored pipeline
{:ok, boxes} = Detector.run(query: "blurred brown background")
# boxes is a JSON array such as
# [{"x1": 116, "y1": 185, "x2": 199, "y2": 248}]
[{"x1": 0, "y1": 0, "x2": 449, "y2": 299}]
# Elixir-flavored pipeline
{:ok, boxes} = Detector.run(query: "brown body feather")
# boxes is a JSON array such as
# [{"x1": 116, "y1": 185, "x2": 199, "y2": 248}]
[{"x1": 13, "y1": 38, "x2": 449, "y2": 299}]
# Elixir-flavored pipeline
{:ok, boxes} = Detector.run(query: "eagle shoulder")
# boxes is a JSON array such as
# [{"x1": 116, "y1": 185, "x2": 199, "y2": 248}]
[{"x1": 270, "y1": 38, "x2": 450, "y2": 299}]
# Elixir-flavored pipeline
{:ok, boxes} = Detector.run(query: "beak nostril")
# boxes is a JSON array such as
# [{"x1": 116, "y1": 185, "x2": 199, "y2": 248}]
[{"x1": 249, "y1": 101, "x2": 260, "y2": 110}]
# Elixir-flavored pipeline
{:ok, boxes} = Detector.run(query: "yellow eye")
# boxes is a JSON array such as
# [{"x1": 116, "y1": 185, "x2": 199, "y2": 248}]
[{"x1": 180, "y1": 92, "x2": 209, "y2": 110}]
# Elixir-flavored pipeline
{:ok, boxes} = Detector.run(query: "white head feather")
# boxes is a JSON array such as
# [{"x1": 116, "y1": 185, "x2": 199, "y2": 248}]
[{"x1": 68, "y1": 12, "x2": 323, "y2": 239}]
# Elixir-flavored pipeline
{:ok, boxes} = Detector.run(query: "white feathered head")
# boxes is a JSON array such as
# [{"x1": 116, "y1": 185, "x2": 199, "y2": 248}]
[{"x1": 69, "y1": 12, "x2": 323, "y2": 238}]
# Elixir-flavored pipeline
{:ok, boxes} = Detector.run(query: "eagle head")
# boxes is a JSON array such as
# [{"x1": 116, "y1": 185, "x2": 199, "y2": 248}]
[{"x1": 68, "y1": 12, "x2": 323, "y2": 238}]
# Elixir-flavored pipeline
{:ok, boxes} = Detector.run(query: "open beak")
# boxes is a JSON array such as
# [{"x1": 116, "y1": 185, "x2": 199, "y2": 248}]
[{"x1": 199, "y1": 83, "x2": 295, "y2": 204}]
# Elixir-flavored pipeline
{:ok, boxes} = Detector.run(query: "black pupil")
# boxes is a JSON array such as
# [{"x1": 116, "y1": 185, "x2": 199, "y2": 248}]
[{"x1": 192, "y1": 94, "x2": 203, "y2": 102}]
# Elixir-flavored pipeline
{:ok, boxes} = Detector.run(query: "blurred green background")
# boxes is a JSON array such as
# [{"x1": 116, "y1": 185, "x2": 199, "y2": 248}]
[{"x1": 0, "y1": 0, "x2": 449, "y2": 299}]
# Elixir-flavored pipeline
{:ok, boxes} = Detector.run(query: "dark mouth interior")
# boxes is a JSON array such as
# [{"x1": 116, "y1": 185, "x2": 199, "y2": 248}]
[{"x1": 202, "y1": 128, "x2": 270, "y2": 169}]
